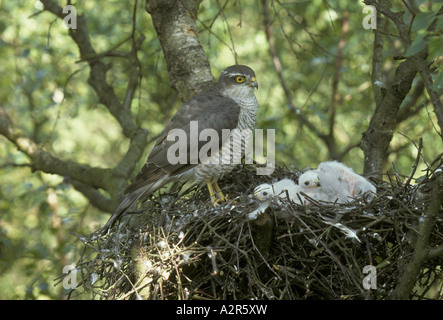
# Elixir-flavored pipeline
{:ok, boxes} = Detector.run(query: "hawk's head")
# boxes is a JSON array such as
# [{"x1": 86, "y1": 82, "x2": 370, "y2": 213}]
[{"x1": 217, "y1": 65, "x2": 258, "y2": 99}]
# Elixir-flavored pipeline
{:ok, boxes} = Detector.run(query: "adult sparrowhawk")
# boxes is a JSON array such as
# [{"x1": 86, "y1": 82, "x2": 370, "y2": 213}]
[{"x1": 97, "y1": 65, "x2": 259, "y2": 234}]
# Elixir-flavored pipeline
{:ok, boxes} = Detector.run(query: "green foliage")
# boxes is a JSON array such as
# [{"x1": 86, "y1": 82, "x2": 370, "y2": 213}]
[{"x1": 0, "y1": 0, "x2": 441, "y2": 299}]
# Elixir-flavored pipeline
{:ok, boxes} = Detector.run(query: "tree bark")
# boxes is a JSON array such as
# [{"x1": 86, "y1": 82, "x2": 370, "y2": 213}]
[
  {"x1": 361, "y1": 57, "x2": 419, "y2": 177},
  {"x1": 146, "y1": 0, "x2": 215, "y2": 101}
]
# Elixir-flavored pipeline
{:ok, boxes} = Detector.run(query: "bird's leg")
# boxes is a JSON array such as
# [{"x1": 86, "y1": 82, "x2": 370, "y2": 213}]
[
  {"x1": 213, "y1": 181, "x2": 238, "y2": 204},
  {"x1": 206, "y1": 181, "x2": 219, "y2": 206},
  {"x1": 212, "y1": 181, "x2": 228, "y2": 202}
]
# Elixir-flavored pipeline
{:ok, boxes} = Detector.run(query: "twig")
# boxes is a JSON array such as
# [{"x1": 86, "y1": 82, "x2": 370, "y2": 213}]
[
  {"x1": 261, "y1": 0, "x2": 322, "y2": 138},
  {"x1": 414, "y1": 57, "x2": 443, "y2": 140},
  {"x1": 403, "y1": 137, "x2": 423, "y2": 189},
  {"x1": 371, "y1": 7, "x2": 386, "y2": 107}
]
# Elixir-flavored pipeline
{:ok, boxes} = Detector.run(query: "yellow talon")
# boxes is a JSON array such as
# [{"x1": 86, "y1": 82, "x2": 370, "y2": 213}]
[
  {"x1": 206, "y1": 181, "x2": 218, "y2": 206},
  {"x1": 206, "y1": 181, "x2": 235, "y2": 206},
  {"x1": 213, "y1": 181, "x2": 227, "y2": 202}
]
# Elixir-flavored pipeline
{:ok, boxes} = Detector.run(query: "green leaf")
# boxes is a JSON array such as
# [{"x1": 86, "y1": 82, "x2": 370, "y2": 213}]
[
  {"x1": 428, "y1": 36, "x2": 443, "y2": 60},
  {"x1": 412, "y1": 12, "x2": 436, "y2": 31},
  {"x1": 405, "y1": 33, "x2": 426, "y2": 57}
]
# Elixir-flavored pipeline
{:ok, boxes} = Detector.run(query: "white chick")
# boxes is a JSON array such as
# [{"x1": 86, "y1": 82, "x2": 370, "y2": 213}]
[
  {"x1": 254, "y1": 179, "x2": 304, "y2": 204},
  {"x1": 249, "y1": 179, "x2": 304, "y2": 220},
  {"x1": 318, "y1": 161, "x2": 376, "y2": 201},
  {"x1": 298, "y1": 170, "x2": 320, "y2": 190},
  {"x1": 249, "y1": 183, "x2": 273, "y2": 220},
  {"x1": 253, "y1": 183, "x2": 275, "y2": 201},
  {"x1": 298, "y1": 170, "x2": 340, "y2": 203}
]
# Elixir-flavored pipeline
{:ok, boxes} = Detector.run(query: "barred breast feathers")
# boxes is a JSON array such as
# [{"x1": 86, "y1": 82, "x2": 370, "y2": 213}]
[{"x1": 175, "y1": 95, "x2": 258, "y2": 185}]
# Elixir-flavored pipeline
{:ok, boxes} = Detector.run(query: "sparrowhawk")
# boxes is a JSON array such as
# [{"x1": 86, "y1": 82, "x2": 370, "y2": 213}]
[{"x1": 97, "y1": 65, "x2": 259, "y2": 234}]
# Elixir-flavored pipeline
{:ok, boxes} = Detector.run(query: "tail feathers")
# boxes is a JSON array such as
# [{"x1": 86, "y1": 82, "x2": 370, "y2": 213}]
[{"x1": 96, "y1": 176, "x2": 170, "y2": 235}]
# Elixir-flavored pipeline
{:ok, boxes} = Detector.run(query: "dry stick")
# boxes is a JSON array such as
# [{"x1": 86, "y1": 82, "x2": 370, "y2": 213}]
[
  {"x1": 292, "y1": 213, "x2": 364, "y2": 294},
  {"x1": 247, "y1": 222, "x2": 282, "y2": 281},
  {"x1": 201, "y1": 218, "x2": 253, "y2": 268},
  {"x1": 403, "y1": 137, "x2": 423, "y2": 189}
]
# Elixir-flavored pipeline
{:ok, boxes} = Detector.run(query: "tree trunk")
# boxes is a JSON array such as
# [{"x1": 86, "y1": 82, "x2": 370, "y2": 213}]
[{"x1": 146, "y1": 0, "x2": 215, "y2": 101}]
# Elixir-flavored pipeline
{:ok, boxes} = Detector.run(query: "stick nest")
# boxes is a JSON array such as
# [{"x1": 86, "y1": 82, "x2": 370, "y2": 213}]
[{"x1": 69, "y1": 160, "x2": 443, "y2": 300}]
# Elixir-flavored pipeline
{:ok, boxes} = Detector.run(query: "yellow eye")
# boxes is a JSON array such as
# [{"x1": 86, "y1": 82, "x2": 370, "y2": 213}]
[{"x1": 236, "y1": 76, "x2": 246, "y2": 83}]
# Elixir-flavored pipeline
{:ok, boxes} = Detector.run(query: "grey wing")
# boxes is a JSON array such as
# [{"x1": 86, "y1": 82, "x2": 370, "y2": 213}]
[
  {"x1": 124, "y1": 90, "x2": 240, "y2": 194},
  {"x1": 96, "y1": 91, "x2": 241, "y2": 235}
]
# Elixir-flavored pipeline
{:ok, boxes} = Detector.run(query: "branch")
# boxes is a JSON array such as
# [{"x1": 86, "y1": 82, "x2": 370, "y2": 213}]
[
  {"x1": 37, "y1": 1, "x2": 151, "y2": 209},
  {"x1": 413, "y1": 57, "x2": 443, "y2": 139},
  {"x1": 364, "y1": 0, "x2": 411, "y2": 47},
  {"x1": 362, "y1": 56, "x2": 420, "y2": 176},
  {"x1": 364, "y1": 2, "x2": 443, "y2": 138},
  {"x1": 403, "y1": 137, "x2": 423, "y2": 189},
  {"x1": 371, "y1": 4, "x2": 387, "y2": 107},
  {"x1": 396, "y1": 80, "x2": 427, "y2": 123},
  {"x1": 71, "y1": 180, "x2": 115, "y2": 213},
  {"x1": 262, "y1": 1, "x2": 358, "y2": 161},
  {"x1": 426, "y1": 245, "x2": 443, "y2": 261},
  {"x1": 41, "y1": 0, "x2": 139, "y2": 138},
  {"x1": 389, "y1": 172, "x2": 443, "y2": 299},
  {"x1": 260, "y1": 0, "x2": 322, "y2": 139},
  {"x1": 362, "y1": 1, "x2": 443, "y2": 176},
  {"x1": 0, "y1": 107, "x2": 112, "y2": 191},
  {"x1": 114, "y1": 127, "x2": 149, "y2": 181}
]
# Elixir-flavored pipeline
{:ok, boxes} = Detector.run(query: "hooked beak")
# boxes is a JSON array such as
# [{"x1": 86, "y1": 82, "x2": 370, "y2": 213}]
[{"x1": 249, "y1": 76, "x2": 258, "y2": 89}]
